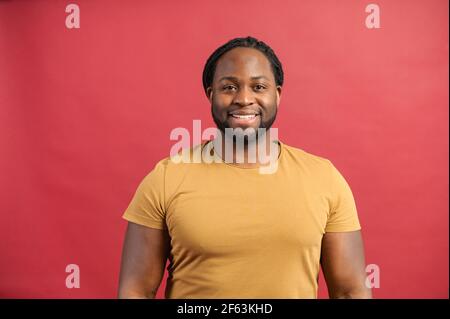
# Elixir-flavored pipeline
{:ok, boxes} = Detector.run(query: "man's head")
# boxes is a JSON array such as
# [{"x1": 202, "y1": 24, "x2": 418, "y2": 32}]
[{"x1": 202, "y1": 37, "x2": 284, "y2": 141}]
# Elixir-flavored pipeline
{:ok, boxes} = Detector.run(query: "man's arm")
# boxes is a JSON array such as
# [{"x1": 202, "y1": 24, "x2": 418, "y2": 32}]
[
  {"x1": 118, "y1": 222, "x2": 170, "y2": 299},
  {"x1": 320, "y1": 230, "x2": 372, "y2": 299}
]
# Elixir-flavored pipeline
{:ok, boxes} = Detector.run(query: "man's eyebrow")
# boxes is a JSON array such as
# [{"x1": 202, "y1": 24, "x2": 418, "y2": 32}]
[
  {"x1": 250, "y1": 76, "x2": 270, "y2": 81},
  {"x1": 217, "y1": 75, "x2": 270, "y2": 82},
  {"x1": 217, "y1": 76, "x2": 239, "y2": 82}
]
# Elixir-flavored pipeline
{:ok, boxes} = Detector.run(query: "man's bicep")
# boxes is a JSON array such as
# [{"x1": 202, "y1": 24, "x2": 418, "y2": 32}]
[
  {"x1": 118, "y1": 222, "x2": 170, "y2": 298},
  {"x1": 320, "y1": 230, "x2": 372, "y2": 298}
]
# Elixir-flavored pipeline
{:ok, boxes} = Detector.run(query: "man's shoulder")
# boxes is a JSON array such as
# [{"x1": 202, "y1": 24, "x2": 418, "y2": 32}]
[
  {"x1": 149, "y1": 142, "x2": 206, "y2": 172},
  {"x1": 281, "y1": 142, "x2": 333, "y2": 168}
]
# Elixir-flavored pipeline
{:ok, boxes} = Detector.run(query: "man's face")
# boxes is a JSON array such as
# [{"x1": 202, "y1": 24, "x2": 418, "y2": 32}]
[{"x1": 207, "y1": 47, "x2": 282, "y2": 138}]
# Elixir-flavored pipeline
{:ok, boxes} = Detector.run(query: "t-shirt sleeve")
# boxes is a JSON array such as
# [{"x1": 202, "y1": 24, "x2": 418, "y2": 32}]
[
  {"x1": 325, "y1": 161, "x2": 361, "y2": 232},
  {"x1": 122, "y1": 160, "x2": 167, "y2": 230}
]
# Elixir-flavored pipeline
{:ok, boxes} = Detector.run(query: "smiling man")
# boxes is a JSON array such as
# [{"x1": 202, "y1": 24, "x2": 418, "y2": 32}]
[
  {"x1": 205, "y1": 43, "x2": 281, "y2": 171},
  {"x1": 118, "y1": 36, "x2": 372, "y2": 299}
]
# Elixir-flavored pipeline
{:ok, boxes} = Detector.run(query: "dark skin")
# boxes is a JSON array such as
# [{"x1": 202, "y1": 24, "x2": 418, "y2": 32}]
[
  {"x1": 321, "y1": 231, "x2": 372, "y2": 298},
  {"x1": 118, "y1": 222, "x2": 170, "y2": 299},
  {"x1": 208, "y1": 47, "x2": 281, "y2": 168},
  {"x1": 118, "y1": 47, "x2": 372, "y2": 299}
]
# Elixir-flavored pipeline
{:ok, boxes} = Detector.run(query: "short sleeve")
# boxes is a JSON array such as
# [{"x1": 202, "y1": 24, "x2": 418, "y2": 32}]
[
  {"x1": 122, "y1": 160, "x2": 167, "y2": 230},
  {"x1": 325, "y1": 161, "x2": 361, "y2": 232}
]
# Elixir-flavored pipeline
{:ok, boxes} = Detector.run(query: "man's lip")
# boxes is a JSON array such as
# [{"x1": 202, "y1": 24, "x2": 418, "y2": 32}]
[
  {"x1": 228, "y1": 112, "x2": 260, "y2": 115},
  {"x1": 228, "y1": 113, "x2": 260, "y2": 119}
]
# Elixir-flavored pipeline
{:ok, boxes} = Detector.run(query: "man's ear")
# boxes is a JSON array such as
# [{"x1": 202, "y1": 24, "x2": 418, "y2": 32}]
[
  {"x1": 206, "y1": 87, "x2": 213, "y2": 103},
  {"x1": 276, "y1": 85, "x2": 282, "y2": 107}
]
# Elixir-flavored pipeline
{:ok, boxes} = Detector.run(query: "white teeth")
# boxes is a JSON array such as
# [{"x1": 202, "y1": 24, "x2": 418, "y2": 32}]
[{"x1": 232, "y1": 114, "x2": 257, "y2": 119}]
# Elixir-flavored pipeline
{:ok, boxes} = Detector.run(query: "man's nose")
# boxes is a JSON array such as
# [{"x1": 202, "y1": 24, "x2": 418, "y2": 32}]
[{"x1": 233, "y1": 86, "x2": 255, "y2": 106}]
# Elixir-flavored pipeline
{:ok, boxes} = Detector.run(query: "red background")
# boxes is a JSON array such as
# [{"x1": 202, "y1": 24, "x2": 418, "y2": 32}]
[{"x1": 0, "y1": 0, "x2": 448, "y2": 298}]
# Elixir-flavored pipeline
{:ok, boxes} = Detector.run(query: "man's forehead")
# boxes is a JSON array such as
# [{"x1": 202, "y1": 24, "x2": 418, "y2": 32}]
[{"x1": 214, "y1": 47, "x2": 273, "y2": 77}]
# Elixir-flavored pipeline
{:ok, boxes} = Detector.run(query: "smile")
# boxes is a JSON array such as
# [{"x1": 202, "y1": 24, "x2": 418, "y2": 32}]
[{"x1": 230, "y1": 114, "x2": 258, "y2": 119}]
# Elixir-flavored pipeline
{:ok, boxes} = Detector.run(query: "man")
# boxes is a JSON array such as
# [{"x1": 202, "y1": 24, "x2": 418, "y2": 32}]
[{"x1": 118, "y1": 36, "x2": 372, "y2": 299}]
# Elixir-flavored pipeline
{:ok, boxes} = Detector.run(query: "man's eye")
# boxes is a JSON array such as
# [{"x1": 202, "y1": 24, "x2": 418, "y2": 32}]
[
  {"x1": 223, "y1": 85, "x2": 236, "y2": 91},
  {"x1": 254, "y1": 84, "x2": 266, "y2": 91}
]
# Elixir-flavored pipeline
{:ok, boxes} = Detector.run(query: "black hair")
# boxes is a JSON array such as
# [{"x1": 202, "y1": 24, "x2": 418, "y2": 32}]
[{"x1": 202, "y1": 36, "x2": 284, "y2": 95}]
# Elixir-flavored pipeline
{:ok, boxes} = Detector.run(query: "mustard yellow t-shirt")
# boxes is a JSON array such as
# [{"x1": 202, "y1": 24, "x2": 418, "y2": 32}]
[{"x1": 122, "y1": 140, "x2": 361, "y2": 299}]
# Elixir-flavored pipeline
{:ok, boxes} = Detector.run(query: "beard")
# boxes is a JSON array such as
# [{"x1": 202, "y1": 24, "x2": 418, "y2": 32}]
[{"x1": 211, "y1": 104, "x2": 278, "y2": 145}]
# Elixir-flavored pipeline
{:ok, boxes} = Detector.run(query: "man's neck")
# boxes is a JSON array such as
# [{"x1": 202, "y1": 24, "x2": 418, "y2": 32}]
[{"x1": 213, "y1": 130, "x2": 279, "y2": 168}]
